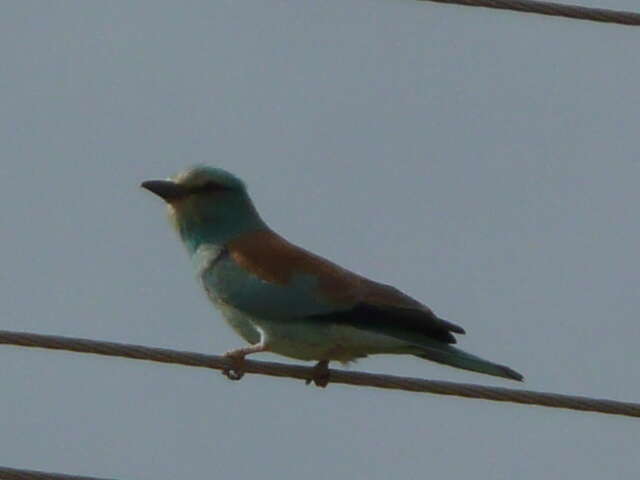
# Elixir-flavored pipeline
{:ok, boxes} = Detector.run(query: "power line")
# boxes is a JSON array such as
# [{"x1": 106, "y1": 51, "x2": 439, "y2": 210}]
[
  {"x1": 0, "y1": 466, "x2": 118, "y2": 480},
  {"x1": 417, "y1": 0, "x2": 640, "y2": 26},
  {"x1": 2, "y1": 330, "x2": 639, "y2": 418}
]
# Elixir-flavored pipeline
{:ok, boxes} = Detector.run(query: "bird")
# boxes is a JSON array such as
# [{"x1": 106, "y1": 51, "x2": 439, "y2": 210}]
[{"x1": 141, "y1": 166, "x2": 523, "y2": 386}]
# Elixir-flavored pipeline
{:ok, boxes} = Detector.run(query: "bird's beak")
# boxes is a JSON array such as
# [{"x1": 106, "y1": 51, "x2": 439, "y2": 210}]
[{"x1": 141, "y1": 180, "x2": 190, "y2": 202}]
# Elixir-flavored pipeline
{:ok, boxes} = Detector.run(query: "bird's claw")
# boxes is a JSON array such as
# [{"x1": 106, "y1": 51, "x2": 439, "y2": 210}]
[
  {"x1": 305, "y1": 360, "x2": 330, "y2": 388},
  {"x1": 223, "y1": 368, "x2": 244, "y2": 381},
  {"x1": 222, "y1": 354, "x2": 246, "y2": 381}
]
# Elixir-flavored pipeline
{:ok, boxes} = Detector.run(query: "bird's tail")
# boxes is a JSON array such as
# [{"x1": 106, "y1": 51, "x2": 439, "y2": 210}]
[{"x1": 415, "y1": 345, "x2": 523, "y2": 381}]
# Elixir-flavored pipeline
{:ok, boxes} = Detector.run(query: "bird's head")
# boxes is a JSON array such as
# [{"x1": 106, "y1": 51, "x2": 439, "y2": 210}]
[{"x1": 142, "y1": 166, "x2": 266, "y2": 251}]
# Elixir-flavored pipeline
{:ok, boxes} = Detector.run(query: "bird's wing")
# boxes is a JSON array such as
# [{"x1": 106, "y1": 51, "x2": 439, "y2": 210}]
[
  {"x1": 341, "y1": 280, "x2": 466, "y2": 344},
  {"x1": 227, "y1": 230, "x2": 465, "y2": 343}
]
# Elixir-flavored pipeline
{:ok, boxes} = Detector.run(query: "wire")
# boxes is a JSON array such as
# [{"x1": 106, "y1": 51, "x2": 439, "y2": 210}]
[
  {"x1": 2, "y1": 330, "x2": 639, "y2": 418},
  {"x1": 417, "y1": 0, "x2": 640, "y2": 26},
  {"x1": 0, "y1": 466, "x2": 117, "y2": 480}
]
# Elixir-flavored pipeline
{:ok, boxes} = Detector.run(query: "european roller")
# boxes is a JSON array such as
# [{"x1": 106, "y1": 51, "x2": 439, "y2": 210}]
[{"x1": 142, "y1": 166, "x2": 523, "y2": 386}]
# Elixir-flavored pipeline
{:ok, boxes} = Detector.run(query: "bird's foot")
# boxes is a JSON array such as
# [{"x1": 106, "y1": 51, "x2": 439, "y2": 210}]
[
  {"x1": 306, "y1": 360, "x2": 330, "y2": 388},
  {"x1": 221, "y1": 343, "x2": 268, "y2": 381},
  {"x1": 222, "y1": 351, "x2": 247, "y2": 381}
]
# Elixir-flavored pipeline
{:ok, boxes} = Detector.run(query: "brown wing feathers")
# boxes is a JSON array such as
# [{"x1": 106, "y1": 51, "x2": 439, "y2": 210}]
[{"x1": 230, "y1": 230, "x2": 465, "y2": 344}]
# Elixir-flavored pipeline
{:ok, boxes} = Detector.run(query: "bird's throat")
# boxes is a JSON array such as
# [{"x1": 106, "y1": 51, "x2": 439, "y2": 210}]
[{"x1": 169, "y1": 200, "x2": 267, "y2": 255}]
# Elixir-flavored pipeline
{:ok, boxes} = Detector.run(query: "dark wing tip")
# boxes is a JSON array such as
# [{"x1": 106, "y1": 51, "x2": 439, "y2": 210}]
[
  {"x1": 438, "y1": 317, "x2": 466, "y2": 335},
  {"x1": 450, "y1": 324, "x2": 466, "y2": 335},
  {"x1": 502, "y1": 366, "x2": 525, "y2": 382}
]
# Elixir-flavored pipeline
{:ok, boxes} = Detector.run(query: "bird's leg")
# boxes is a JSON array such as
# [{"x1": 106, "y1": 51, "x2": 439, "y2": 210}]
[
  {"x1": 305, "y1": 360, "x2": 330, "y2": 388},
  {"x1": 222, "y1": 342, "x2": 268, "y2": 381}
]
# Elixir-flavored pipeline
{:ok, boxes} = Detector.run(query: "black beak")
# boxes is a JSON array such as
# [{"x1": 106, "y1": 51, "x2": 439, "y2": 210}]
[{"x1": 141, "y1": 180, "x2": 190, "y2": 201}]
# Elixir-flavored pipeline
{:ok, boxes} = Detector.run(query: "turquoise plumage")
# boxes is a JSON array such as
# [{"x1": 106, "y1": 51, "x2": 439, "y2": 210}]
[{"x1": 142, "y1": 166, "x2": 523, "y2": 385}]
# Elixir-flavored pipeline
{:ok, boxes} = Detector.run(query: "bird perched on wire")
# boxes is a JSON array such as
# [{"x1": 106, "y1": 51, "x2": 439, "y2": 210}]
[{"x1": 142, "y1": 166, "x2": 523, "y2": 386}]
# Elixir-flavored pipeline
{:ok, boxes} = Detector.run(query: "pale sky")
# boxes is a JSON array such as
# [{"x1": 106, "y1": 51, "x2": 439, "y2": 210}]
[{"x1": 1, "y1": 1, "x2": 639, "y2": 479}]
